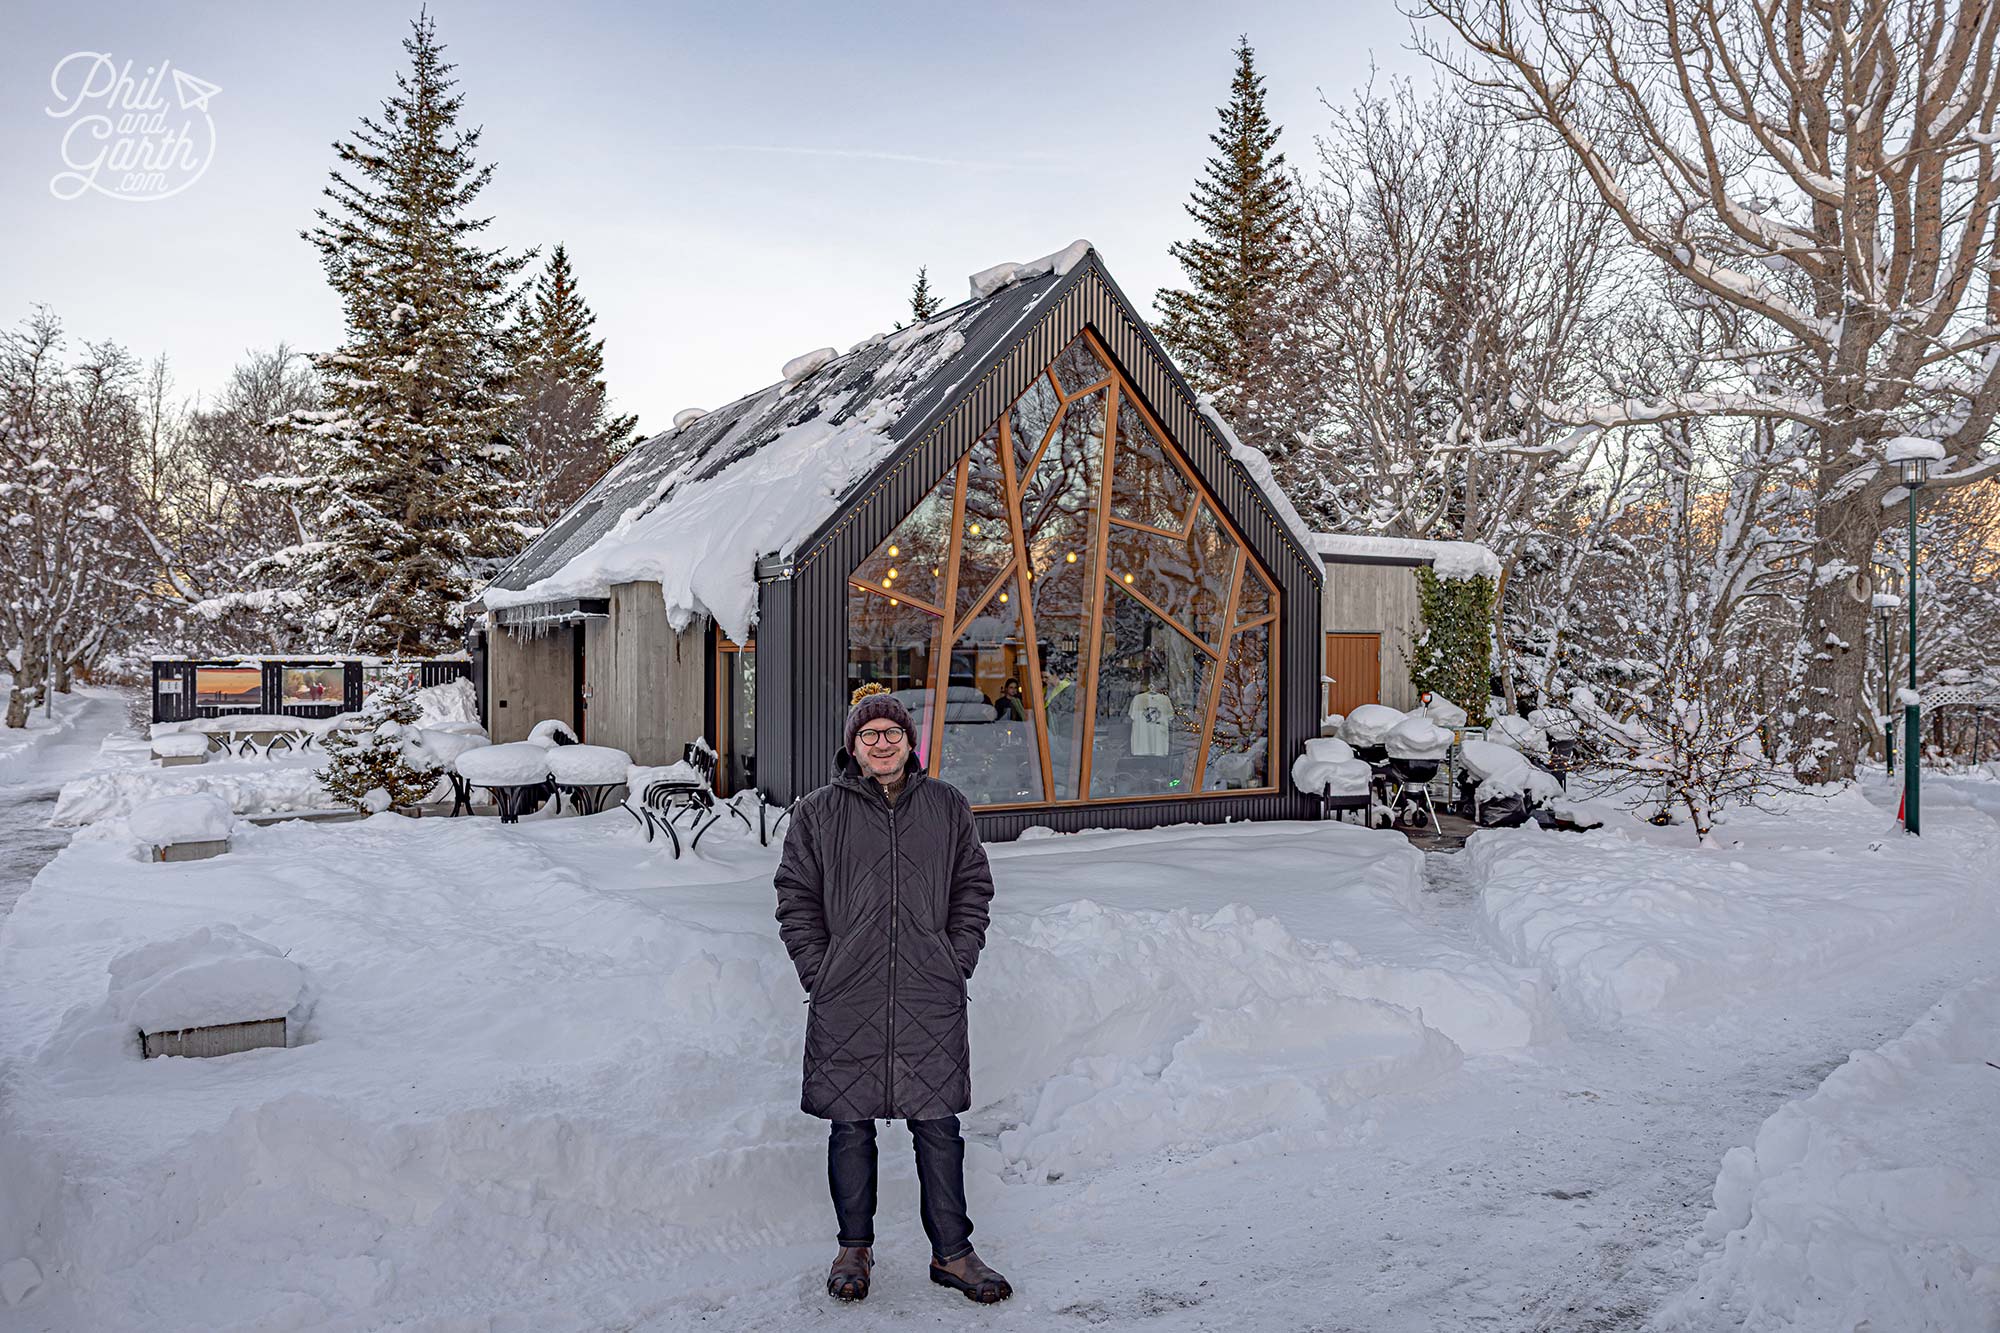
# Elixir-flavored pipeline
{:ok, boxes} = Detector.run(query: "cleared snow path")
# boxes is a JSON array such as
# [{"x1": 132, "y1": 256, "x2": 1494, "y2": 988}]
[{"x1": 0, "y1": 690, "x2": 129, "y2": 922}]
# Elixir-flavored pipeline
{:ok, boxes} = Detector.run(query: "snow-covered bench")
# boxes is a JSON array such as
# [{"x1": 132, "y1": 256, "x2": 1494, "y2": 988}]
[
  {"x1": 129, "y1": 793, "x2": 236, "y2": 863},
  {"x1": 150, "y1": 733, "x2": 210, "y2": 768}
]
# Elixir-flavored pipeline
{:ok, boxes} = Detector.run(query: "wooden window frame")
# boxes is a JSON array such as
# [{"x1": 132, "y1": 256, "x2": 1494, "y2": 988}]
[{"x1": 846, "y1": 327, "x2": 1281, "y2": 809}]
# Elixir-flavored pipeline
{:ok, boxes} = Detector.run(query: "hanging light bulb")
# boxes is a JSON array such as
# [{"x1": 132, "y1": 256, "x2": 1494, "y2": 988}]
[
  {"x1": 1065, "y1": 551, "x2": 1078, "y2": 564},
  {"x1": 1123, "y1": 573, "x2": 1134, "y2": 584},
  {"x1": 888, "y1": 545, "x2": 900, "y2": 556},
  {"x1": 999, "y1": 592, "x2": 1009, "y2": 603},
  {"x1": 887, "y1": 567, "x2": 898, "y2": 579},
  {"x1": 968, "y1": 523, "x2": 982, "y2": 536}
]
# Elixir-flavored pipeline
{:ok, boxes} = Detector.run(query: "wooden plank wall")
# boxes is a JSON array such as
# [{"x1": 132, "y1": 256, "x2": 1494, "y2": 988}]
[{"x1": 1322, "y1": 563, "x2": 1423, "y2": 710}]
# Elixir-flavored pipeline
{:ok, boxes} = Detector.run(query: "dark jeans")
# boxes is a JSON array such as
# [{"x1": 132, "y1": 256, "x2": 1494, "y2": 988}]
[{"x1": 828, "y1": 1116, "x2": 973, "y2": 1262}]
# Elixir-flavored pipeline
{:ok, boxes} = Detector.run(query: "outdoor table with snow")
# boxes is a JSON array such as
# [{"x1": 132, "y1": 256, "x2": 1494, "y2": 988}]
[
  {"x1": 128, "y1": 793, "x2": 236, "y2": 862},
  {"x1": 453, "y1": 743, "x2": 554, "y2": 824},
  {"x1": 547, "y1": 743, "x2": 632, "y2": 814}
]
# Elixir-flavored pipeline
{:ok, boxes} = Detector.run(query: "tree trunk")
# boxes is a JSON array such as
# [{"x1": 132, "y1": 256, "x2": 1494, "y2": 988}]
[
  {"x1": 1789, "y1": 514, "x2": 1876, "y2": 783},
  {"x1": 54, "y1": 659, "x2": 73, "y2": 694}
]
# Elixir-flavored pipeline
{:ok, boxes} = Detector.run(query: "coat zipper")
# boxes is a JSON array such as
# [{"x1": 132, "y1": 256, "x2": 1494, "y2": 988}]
[{"x1": 885, "y1": 792, "x2": 898, "y2": 1106}]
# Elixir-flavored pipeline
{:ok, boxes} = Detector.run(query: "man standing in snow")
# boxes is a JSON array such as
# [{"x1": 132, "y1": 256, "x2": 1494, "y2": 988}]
[{"x1": 773, "y1": 693, "x2": 1012, "y2": 1305}]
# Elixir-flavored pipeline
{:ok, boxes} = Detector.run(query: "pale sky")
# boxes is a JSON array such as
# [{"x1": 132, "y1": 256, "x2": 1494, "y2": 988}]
[{"x1": 1, "y1": 2, "x2": 1433, "y2": 430}]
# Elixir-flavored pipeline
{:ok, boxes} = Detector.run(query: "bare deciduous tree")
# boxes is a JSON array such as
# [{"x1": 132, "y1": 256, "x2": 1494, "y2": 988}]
[{"x1": 1419, "y1": 0, "x2": 2000, "y2": 780}]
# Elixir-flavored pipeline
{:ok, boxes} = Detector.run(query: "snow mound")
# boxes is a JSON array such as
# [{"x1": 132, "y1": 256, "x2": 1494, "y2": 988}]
[
  {"x1": 412, "y1": 728, "x2": 488, "y2": 766},
  {"x1": 413, "y1": 677, "x2": 480, "y2": 728},
  {"x1": 148, "y1": 733, "x2": 209, "y2": 759},
  {"x1": 525, "y1": 719, "x2": 578, "y2": 748},
  {"x1": 1882, "y1": 434, "x2": 1946, "y2": 464},
  {"x1": 671, "y1": 407, "x2": 707, "y2": 429},
  {"x1": 1487, "y1": 714, "x2": 1549, "y2": 754},
  {"x1": 967, "y1": 238, "x2": 1092, "y2": 300},
  {"x1": 1422, "y1": 696, "x2": 1469, "y2": 729},
  {"x1": 1387, "y1": 716, "x2": 1451, "y2": 761},
  {"x1": 1663, "y1": 973, "x2": 2000, "y2": 1331},
  {"x1": 1469, "y1": 788, "x2": 2000, "y2": 1028},
  {"x1": 54, "y1": 764, "x2": 330, "y2": 827},
  {"x1": 546, "y1": 744, "x2": 631, "y2": 785},
  {"x1": 1342, "y1": 704, "x2": 1407, "y2": 748},
  {"x1": 127, "y1": 793, "x2": 235, "y2": 847},
  {"x1": 780, "y1": 347, "x2": 836, "y2": 385},
  {"x1": 974, "y1": 899, "x2": 1463, "y2": 1178},
  {"x1": 454, "y1": 743, "x2": 551, "y2": 786},
  {"x1": 39, "y1": 924, "x2": 309, "y2": 1062},
  {"x1": 1312, "y1": 532, "x2": 1500, "y2": 581},
  {"x1": 1292, "y1": 737, "x2": 1370, "y2": 797},
  {"x1": 1459, "y1": 739, "x2": 1560, "y2": 802}
]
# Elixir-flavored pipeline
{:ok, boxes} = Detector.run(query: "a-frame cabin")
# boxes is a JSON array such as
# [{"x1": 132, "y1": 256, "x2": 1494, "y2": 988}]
[{"x1": 483, "y1": 242, "x2": 1325, "y2": 839}]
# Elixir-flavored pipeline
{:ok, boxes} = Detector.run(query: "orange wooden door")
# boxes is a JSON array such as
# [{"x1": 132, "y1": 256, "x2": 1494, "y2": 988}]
[{"x1": 1323, "y1": 633, "x2": 1381, "y2": 716}]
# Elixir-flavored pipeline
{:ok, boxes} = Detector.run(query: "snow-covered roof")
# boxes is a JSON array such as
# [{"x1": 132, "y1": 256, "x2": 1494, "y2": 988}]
[
  {"x1": 1310, "y1": 533, "x2": 1501, "y2": 581},
  {"x1": 485, "y1": 241, "x2": 1317, "y2": 640}
]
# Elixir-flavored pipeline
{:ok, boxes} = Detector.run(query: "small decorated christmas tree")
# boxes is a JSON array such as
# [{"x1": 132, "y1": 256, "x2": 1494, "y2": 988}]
[{"x1": 317, "y1": 672, "x2": 443, "y2": 813}]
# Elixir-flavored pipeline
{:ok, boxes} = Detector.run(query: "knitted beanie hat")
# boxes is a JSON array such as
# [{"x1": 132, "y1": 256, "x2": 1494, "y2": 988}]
[{"x1": 844, "y1": 694, "x2": 917, "y2": 756}]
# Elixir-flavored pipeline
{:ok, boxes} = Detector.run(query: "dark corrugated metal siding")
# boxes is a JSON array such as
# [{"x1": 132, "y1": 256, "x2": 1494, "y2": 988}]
[{"x1": 757, "y1": 254, "x2": 1323, "y2": 834}]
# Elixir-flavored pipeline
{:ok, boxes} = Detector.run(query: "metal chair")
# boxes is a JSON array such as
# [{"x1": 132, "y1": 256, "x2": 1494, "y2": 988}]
[{"x1": 626, "y1": 742, "x2": 753, "y2": 857}]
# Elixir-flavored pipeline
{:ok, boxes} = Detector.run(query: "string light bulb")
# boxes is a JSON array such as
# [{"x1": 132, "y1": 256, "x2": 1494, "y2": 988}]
[{"x1": 888, "y1": 545, "x2": 899, "y2": 556}]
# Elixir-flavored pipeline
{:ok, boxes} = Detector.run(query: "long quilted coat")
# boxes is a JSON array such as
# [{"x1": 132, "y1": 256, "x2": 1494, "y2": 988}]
[{"x1": 773, "y1": 750, "x2": 994, "y2": 1121}]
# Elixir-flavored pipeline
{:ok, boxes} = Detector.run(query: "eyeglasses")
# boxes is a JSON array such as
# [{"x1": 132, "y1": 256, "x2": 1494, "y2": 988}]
[{"x1": 856, "y1": 725, "x2": 906, "y2": 747}]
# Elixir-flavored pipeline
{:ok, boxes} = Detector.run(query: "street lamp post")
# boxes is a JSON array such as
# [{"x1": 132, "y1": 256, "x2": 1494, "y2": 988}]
[{"x1": 1885, "y1": 437, "x2": 1941, "y2": 835}]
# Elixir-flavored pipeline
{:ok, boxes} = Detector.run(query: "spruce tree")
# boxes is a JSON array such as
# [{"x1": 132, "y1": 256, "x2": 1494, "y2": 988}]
[
  {"x1": 909, "y1": 266, "x2": 941, "y2": 323},
  {"x1": 265, "y1": 12, "x2": 533, "y2": 655},
  {"x1": 506, "y1": 243, "x2": 639, "y2": 528},
  {"x1": 1155, "y1": 37, "x2": 1315, "y2": 458}
]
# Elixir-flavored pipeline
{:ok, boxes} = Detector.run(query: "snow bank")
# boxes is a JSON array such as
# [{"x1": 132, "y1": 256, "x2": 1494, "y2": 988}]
[
  {"x1": 546, "y1": 744, "x2": 631, "y2": 785},
  {"x1": 153, "y1": 713, "x2": 340, "y2": 736},
  {"x1": 454, "y1": 742, "x2": 551, "y2": 786},
  {"x1": 54, "y1": 761, "x2": 330, "y2": 827},
  {"x1": 1663, "y1": 973, "x2": 2000, "y2": 1331},
  {"x1": 127, "y1": 793, "x2": 234, "y2": 847},
  {"x1": 413, "y1": 677, "x2": 480, "y2": 728},
  {"x1": 1469, "y1": 786, "x2": 2000, "y2": 1029},
  {"x1": 0, "y1": 684, "x2": 100, "y2": 783}
]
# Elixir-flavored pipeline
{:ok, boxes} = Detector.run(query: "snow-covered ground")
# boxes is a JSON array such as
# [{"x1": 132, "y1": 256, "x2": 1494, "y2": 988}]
[{"x1": 0, "y1": 758, "x2": 1995, "y2": 1330}]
